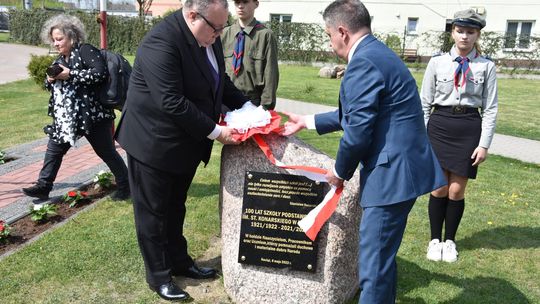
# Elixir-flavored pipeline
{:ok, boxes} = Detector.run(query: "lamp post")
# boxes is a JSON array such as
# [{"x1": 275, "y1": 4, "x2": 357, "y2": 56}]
[
  {"x1": 99, "y1": 0, "x2": 114, "y2": 136},
  {"x1": 99, "y1": 0, "x2": 107, "y2": 49}
]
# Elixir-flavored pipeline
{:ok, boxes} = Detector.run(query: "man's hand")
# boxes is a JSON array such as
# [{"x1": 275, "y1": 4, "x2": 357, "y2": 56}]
[
  {"x1": 216, "y1": 127, "x2": 240, "y2": 145},
  {"x1": 471, "y1": 146, "x2": 488, "y2": 166},
  {"x1": 281, "y1": 111, "x2": 307, "y2": 136},
  {"x1": 325, "y1": 168, "x2": 344, "y2": 188}
]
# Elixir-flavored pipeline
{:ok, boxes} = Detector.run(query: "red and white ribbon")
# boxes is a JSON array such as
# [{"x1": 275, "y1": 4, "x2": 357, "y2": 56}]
[
  {"x1": 298, "y1": 186, "x2": 343, "y2": 241},
  {"x1": 252, "y1": 134, "x2": 343, "y2": 241}
]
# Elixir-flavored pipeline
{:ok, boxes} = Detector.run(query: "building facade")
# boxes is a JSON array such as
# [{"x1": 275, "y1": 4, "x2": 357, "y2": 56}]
[{"x1": 247, "y1": 0, "x2": 539, "y2": 57}]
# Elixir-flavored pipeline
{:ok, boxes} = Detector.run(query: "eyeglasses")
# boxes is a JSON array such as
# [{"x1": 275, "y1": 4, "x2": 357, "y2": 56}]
[{"x1": 197, "y1": 12, "x2": 226, "y2": 34}]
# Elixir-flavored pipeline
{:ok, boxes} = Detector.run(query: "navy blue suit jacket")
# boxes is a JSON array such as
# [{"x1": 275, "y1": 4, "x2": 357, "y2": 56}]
[{"x1": 316, "y1": 35, "x2": 446, "y2": 207}]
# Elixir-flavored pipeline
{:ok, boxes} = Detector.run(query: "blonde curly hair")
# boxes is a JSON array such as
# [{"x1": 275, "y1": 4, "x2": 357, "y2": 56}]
[{"x1": 40, "y1": 14, "x2": 86, "y2": 45}]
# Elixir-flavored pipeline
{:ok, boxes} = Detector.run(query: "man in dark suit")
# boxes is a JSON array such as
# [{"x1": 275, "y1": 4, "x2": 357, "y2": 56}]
[
  {"x1": 282, "y1": 1, "x2": 446, "y2": 303},
  {"x1": 115, "y1": 0, "x2": 250, "y2": 301}
]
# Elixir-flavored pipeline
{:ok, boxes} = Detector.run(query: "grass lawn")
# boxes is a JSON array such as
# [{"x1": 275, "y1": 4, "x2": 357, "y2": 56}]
[
  {"x1": 0, "y1": 132, "x2": 538, "y2": 303},
  {"x1": 0, "y1": 32, "x2": 9, "y2": 42},
  {"x1": 0, "y1": 79, "x2": 124, "y2": 150},
  {"x1": 278, "y1": 65, "x2": 540, "y2": 141},
  {"x1": 297, "y1": 131, "x2": 540, "y2": 304},
  {"x1": 0, "y1": 148, "x2": 223, "y2": 303},
  {"x1": 0, "y1": 64, "x2": 539, "y2": 303},
  {"x1": 0, "y1": 79, "x2": 50, "y2": 150},
  {"x1": 2, "y1": 64, "x2": 538, "y2": 150}
]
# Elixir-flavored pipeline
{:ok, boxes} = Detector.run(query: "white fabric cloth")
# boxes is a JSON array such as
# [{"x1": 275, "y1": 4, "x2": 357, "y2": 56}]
[{"x1": 224, "y1": 102, "x2": 271, "y2": 133}]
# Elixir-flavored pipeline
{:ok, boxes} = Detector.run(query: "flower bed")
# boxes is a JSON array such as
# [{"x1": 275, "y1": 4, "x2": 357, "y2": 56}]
[{"x1": 0, "y1": 183, "x2": 112, "y2": 257}]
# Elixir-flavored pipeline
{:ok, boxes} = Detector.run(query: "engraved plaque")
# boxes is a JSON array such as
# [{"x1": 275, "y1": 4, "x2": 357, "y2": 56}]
[{"x1": 238, "y1": 171, "x2": 325, "y2": 272}]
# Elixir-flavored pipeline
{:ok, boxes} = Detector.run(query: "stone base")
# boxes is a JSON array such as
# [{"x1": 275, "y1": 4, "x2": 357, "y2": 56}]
[{"x1": 220, "y1": 134, "x2": 361, "y2": 304}]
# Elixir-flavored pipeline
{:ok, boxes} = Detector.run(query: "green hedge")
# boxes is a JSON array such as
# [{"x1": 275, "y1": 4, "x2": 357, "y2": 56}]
[
  {"x1": 9, "y1": 9, "x2": 337, "y2": 62},
  {"x1": 8, "y1": 9, "x2": 54, "y2": 46},
  {"x1": 8, "y1": 8, "x2": 161, "y2": 54},
  {"x1": 268, "y1": 21, "x2": 340, "y2": 62},
  {"x1": 11, "y1": 9, "x2": 539, "y2": 71}
]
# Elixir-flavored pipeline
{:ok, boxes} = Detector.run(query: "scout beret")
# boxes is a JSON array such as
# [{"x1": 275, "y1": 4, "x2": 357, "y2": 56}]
[{"x1": 452, "y1": 9, "x2": 486, "y2": 29}]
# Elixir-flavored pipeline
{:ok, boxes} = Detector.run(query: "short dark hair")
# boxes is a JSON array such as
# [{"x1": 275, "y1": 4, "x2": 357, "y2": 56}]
[
  {"x1": 184, "y1": 0, "x2": 228, "y2": 15},
  {"x1": 323, "y1": 0, "x2": 371, "y2": 33}
]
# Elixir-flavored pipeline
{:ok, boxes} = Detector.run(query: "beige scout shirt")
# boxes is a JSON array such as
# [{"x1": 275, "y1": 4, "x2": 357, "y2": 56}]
[
  {"x1": 420, "y1": 46, "x2": 498, "y2": 149},
  {"x1": 221, "y1": 19, "x2": 279, "y2": 109}
]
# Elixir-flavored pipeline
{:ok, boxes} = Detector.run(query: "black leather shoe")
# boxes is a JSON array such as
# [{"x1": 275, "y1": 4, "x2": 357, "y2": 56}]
[
  {"x1": 110, "y1": 188, "x2": 130, "y2": 201},
  {"x1": 174, "y1": 264, "x2": 217, "y2": 279},
  {"x1": 149, "y1": 281, "x2": 190, "y2": 302},
  {"x1": 22, "y1": 183, "x2": 51, "y2": 200}
]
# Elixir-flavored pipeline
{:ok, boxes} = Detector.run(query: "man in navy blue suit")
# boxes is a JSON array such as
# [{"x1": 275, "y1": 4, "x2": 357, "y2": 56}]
[{"x1": 282, "y1": 1, "x2": 446, "y2": 302}]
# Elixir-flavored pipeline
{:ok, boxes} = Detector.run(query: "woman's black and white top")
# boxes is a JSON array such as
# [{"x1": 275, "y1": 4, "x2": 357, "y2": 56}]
[
  {"x1": 45, "y1": 43, "x2": 114, "y2": 145},
  {"x1": 420, "y1": 46, "x2": 498, "y2": 149}
]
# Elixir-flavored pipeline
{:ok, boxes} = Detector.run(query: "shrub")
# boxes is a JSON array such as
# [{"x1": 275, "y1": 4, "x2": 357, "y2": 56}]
[
  {"x1": 438, "y1": 31, "x2": 453, "y2": 53},
  {"x1": 383, "y1": 34, "x2": 402, "y2": 53},
  {"x1": 0, "y1": 150, "x2": 5, "y2": 164},
  {"x1": 27, "y1": 54, "x2": 55, "y2": 88},
  {"x1": 30, "y1": 203, "x2": 57, "y2": 222},
  {"x1": 0, "y1": 220, "x2": 11, "y2": 242}
]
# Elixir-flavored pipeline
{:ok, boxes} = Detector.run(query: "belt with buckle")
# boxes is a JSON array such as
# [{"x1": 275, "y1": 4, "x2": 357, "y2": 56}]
[{"x1": 434, "y1": 105, "x2": 478, "y2": 114}]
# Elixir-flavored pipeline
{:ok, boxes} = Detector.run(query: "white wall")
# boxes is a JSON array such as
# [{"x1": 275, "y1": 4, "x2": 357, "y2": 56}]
[
  {"x1": 234, "y1": 0, "x2": 539, "y2": 57},
  {"x1": 243, "y1": 0, "x2": 539, "y2": 32}
]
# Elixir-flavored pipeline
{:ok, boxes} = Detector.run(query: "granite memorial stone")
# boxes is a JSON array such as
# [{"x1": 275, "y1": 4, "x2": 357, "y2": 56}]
[{"x1": 220, "y1": 134, "x2": 361, "y2": 304}]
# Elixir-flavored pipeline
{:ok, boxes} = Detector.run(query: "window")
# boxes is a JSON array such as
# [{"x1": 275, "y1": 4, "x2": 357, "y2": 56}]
[
  {"x1": 270, "y1": 14, "x2": 292, "y2": 23},
  {"x1": 445, "y1": 19, "x2": 452, "y2": 32},
  {"x1": 407, "y1": 17, "x2": 418, "y2": 34},
  {"x1": 504, "y1": 21, "x2": 534, "y2": 49}
]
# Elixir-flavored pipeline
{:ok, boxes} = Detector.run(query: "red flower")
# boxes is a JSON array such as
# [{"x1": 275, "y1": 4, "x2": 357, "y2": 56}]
[
  {"x1": 80, "y1": 191, "x2": 88, "y2": 197},
  {"x1": 68, "y1": 191, "x2": 77, "y2": 197},
  {"x1": 0, "y1": 220, "x2": 4, "y2": 232}
]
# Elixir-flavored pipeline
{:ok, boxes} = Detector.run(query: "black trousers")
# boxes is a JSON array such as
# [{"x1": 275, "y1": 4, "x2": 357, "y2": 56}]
[
  {"x1": 127, "y1": 154, "x2": 196, "y2": 286},
  {"x1": 38, "y1": 119, "x2": 128, "y2": 190}
]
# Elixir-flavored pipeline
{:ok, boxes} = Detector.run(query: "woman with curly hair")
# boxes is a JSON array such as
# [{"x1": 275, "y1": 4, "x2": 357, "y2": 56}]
[{"x1": 22, "y1": 14, "x2": 129, "y2": 203}]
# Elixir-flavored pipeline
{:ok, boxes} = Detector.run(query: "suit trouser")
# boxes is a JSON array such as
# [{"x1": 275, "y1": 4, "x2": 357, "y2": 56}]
[
  {"x1": 127, "y1": 155, "x2": 196, "y2": 287},
  {"x1": 359, "y1": 198, "x2": 416, "y2": 304},
  {"x1": 38, "y1": 119, "x2": 128, "y2": 190}
]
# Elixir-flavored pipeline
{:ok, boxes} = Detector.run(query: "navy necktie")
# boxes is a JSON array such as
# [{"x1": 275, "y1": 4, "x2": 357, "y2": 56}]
[
  {"x1": 232, "y1": 30, "x2": 245, "y2": 75},
  {"x1": 454, "y1": 56, "x2": 470, "y2": 88},
  {"x1": 201, "y1": 47, "x2": 219, "y2": 92}
]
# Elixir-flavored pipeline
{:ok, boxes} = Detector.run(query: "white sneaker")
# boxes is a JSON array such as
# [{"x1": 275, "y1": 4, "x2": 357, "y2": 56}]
[
  {"x1": 426, "y1": 239, "x2": 443, "y2": 261},
  {"x1": 442, "y1": 240, "x2": 458, "y2": 263}
]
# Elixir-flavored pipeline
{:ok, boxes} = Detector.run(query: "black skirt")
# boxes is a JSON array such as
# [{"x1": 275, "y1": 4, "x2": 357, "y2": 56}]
[{"x1": 427, "y1": 108, "x2": 481, "y2": 179}]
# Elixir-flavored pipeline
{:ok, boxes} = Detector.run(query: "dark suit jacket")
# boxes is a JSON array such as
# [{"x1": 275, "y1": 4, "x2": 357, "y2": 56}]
[
  {"x1": 115, "y1": 10, "x2": 248, "y2": 174},
  {"x1": 316, "y1": 35, "x2": 446, "y2": 207}
]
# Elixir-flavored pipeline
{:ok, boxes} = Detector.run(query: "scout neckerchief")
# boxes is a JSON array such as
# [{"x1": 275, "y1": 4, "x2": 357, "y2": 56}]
[
  {"x1": 453, "y1": 50, "x2": 479, "y2": 90},
  {"x1": 232, "y1": 21, "x2": 264, "y2": 75},
  {"x1": 454, "y1": 56, "x2": 470, "y2": 89}
]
